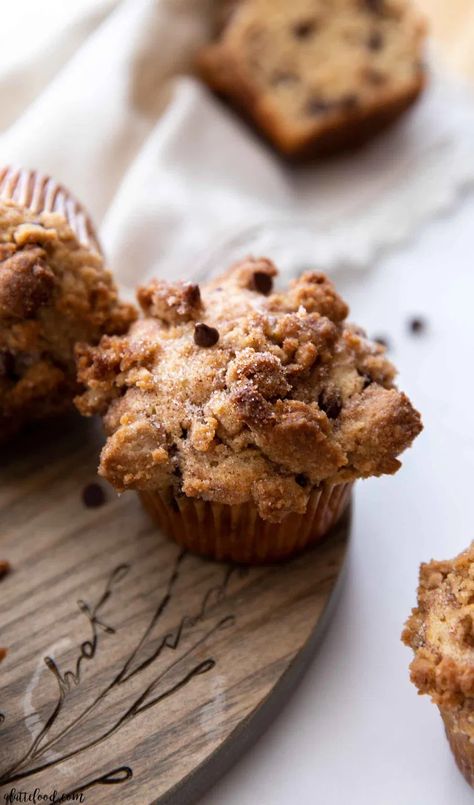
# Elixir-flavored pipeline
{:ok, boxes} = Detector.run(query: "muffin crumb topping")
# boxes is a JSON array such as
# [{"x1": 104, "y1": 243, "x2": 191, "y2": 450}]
[
  {"x1": 194, "y1": 322, "x2": 220, "y2": 347},
  {"x1": 403, "y1": 543, "x2": 474, "y2": 713},
  {"x1": 76, "y1": 257, "x2": 422, "y2": 522}
]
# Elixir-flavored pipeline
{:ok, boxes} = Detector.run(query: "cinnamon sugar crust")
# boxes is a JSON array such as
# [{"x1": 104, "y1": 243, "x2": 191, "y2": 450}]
[
  {"x1": 0, "y1": 202, "x2": 135, "y2": 441},
  {"x1": 403, "y1": 544, "x2": 474, "y2": 718},
  {"x1": 76, "y1": 258, "x2": 421, "y2": 523},
  {"x1": 197, "y1": 0, "x2": 426, "y2": 157}
]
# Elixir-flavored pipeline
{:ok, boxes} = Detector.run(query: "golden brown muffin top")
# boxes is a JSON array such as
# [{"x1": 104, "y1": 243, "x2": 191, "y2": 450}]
[
  {"x1": 0, "y1": 201, "x2": 135, "y2": 439},
  {"x1": 403, "y1": 544, "x2": 474, "y2": 715},
  {"x1": 76, "y1": 258, "x2": 422, "y2": 522}
]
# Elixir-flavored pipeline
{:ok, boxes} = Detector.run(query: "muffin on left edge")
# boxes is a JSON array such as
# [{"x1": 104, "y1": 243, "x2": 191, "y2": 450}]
[
  {"x1": 76, "y1": 257, "x2": 422, "y2": 563},
  {"x1": 0, "y1": 167, "x2": 136, "y2": 442},
  {"x1": 402, "y1": 544, "x2": 474, "y2": 788}
]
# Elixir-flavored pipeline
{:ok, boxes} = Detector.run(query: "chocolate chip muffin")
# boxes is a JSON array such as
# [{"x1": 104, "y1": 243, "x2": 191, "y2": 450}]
[
  {"x1": 198, "y1": 0, "x2": 426, "y2": 157},
  {"x1": 403, "y1": 544, "x2": 474, "y2": 788},
  {"x1": 76, "y1": 257, "x2": 422, "y2": 562},
  {"x1": 0, "y1": 167, "x2": 135, "y2": 441}
]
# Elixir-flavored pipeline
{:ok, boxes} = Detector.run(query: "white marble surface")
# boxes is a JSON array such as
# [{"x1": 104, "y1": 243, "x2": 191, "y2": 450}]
[{"x1": 204, "y1": 194, "x2": 474, "y2": 805}]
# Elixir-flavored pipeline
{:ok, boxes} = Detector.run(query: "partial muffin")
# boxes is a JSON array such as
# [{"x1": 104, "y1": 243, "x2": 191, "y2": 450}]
[
  {"x1": 76, "y1": 257, "x2": 422, "y2": 563},
  {"x1": 198, "y1": 0, "x2": 426, "y2": 157},
  {"x1": 403, "y1": 544, "x2": 474, "y2": 788},
  {"x1": 0, "y1": 167, "x2": 135, "y2": 441}
]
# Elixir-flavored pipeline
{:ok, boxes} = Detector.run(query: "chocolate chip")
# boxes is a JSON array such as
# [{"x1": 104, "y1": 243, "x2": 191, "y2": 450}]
[
  {"x1": 0, "y1": 648, "x2": 7, "y2": 663},
  {"x1": 0, "y1": 560, "x2": 10, "y2": 580},
  {"x1": 293, "y1": 19, "x2": 317, "y2": 39},
  {"x1": 373, "y1": 335, "x2": 389, "y2": 349},
  {"x1": 250, "y1": 271, "x2": 273, "y2": 295},
  {"x1": 82, "y1": 482, "x2": 106, "y2": 509},
  {"x1": 340, "y1": 94, "x2": 359, "y2": 111},
  {"x1": 408, "y1": 317, "x2": 426, "y2": 334},
  {"x1": 306, "y1": 97, "x2": 332, "y2": 116},
  {"x1": 194, "y1": 322, "x2": 219, "y2": 347},
  {"x1": 170, "y1": 496, "x2": 180, "y2": 512},
  {"x1": 318, "y1": 390, "x2": 343, "y2": 419},
  {"x1": 295, "y1": 474, "x2": 309, "y2": 487},
  {"x1": 367, "y1": 30, "x2": 383, "y2": 50}
]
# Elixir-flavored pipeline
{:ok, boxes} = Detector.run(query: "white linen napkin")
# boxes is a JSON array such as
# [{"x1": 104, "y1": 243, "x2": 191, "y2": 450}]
[{"x1": 2, "y1": 0, "x2": 474, "y2": 291}]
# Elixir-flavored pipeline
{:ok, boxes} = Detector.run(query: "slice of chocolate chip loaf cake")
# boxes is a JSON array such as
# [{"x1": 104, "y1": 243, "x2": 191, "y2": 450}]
[
  {"x1": 198, "y1": 0, "x2": 427, "y2": 157},
  {"x1": 76, "y1": 257, "x2": 422, "y2": 562}
]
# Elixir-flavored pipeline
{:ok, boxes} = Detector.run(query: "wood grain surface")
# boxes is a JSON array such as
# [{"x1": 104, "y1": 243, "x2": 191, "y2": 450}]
[{"x1": 0, "y1": 415, "x2": 350, "y2": 804}]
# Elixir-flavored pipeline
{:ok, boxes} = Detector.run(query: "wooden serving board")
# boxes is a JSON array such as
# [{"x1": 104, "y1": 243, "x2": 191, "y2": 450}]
[{"x1": 0, "y1": 415, "x2": 350, "y2": 804}]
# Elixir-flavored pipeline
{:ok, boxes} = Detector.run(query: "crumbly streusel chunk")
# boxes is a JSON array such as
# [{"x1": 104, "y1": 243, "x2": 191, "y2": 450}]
[
  {"x1": 0, "y1": 203, "x2": 135, "y2": 441},
  {"x1": 198, "y1": 0, "x2": 426, "y2": 157},
  {"x1": 403, "y1": 544, "x2": 474, "y2": 714},
  {"x1": 76, "y1": 257, "x2": 421, "y2": 523}
]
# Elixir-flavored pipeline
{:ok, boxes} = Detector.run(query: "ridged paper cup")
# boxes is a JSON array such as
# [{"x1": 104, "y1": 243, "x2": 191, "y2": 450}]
[
  {"x1": 0, "y1": 165, "x2": 101, "y2": 253},
  {"x1": 139, "y1": 481, "x2": 353, "y2": 564},
  {"x1": 442, "y1": 709, "x2": 474, "y2": 788}
]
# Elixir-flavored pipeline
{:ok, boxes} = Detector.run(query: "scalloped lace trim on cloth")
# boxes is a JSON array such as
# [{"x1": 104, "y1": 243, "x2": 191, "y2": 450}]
[
  {"x1": 0, "y1": 0, "x2": 473, "y2": 286},
  {"x1": 103, "y1": 70, "x2": 474, "y2": 286}
]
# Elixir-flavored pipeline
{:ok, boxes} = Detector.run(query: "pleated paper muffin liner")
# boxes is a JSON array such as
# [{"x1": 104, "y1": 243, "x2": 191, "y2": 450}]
[
  {"x1": 442, "y1": 709, "x2": 474, "y2": 788},
  {"x1": 0, "y1": 165, "x2": 101, "y2": 252},
  {"x1": 139, "y1": 481, "x2": 353, "y2": 564}
]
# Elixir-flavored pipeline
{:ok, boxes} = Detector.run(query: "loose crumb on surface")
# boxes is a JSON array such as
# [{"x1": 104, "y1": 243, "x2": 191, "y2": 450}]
[{"x1": 408, "y1": 316, "x2": 426, "y2": 334}]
